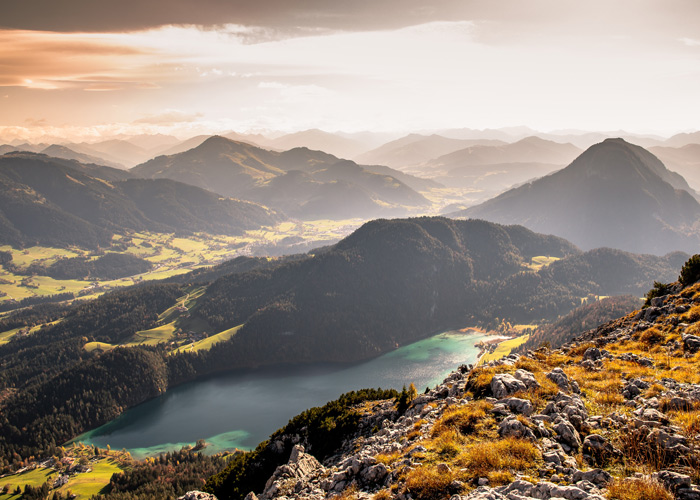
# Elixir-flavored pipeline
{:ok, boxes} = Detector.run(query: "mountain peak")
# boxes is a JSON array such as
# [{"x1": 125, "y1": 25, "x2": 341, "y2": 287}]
[{"x1": 459, "y1": 139, "x2": 700, "y2": 254}]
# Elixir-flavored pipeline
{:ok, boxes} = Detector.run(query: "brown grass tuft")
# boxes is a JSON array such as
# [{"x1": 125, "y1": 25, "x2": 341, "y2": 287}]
[
  {"x1": 639, "y1": 327, "x2": 666, "y2": 345},
  {"x1": 405, "y1": 464, "x2": 456, "y2": 500},
  {"x1": 607, "y1": 478, "x2": 672, "y2": 500},
  {"x1": 456, "y1": 437, "x2": 540, "y2": 483},
  {"x1": 432, "y1": 400, "x2": 494, "y2": 438},
  {"x1": 373, "y1": 489, "x2": 391, "y2": 500}
]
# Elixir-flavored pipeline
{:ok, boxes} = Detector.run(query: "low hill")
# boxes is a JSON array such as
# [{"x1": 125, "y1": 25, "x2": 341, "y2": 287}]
[
  {"x1": 132, "y1": 136, "x2": 431, "y2": 219},
  {"x1": 0, "y1": 153, "x2": 282, "y2": 249},
  {"x1": 457, "y1": 139, "x2": 700, "y2": 254}
]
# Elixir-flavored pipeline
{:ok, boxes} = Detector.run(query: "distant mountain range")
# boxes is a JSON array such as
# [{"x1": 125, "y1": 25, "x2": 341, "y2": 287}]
[
  {"x1": 0, "y1": 152, "x2": 282, "y2": 249},
  {"x1": 132, "y1": 136, "x2": 432, "y2": 220},
  {"x1": 456, "y1": 138, "x2": 700, "y2": 254},
  {"x1": 650, "y1": 144, "x2": 700, "y2": 191},
  {"x1": 355, "y1": 134, "x2": 507, "y2": 168}
]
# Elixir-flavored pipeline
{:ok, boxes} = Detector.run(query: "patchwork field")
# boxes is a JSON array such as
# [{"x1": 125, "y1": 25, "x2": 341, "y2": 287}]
[{"x1": 0, "y1": 219, "x2": 362, "y2": 314}]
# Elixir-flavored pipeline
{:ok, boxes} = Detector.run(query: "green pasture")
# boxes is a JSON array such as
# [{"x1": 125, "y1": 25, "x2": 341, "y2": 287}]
[
  {"x1": 83, "y1": 342, "x2": 115, "y2": 353},
  {"x1": 526, "y1": 255, "x2": 560, "y2": 271},
  {"x1": 480, "y1": 335, "x2": 530, "y2": 364},
  {"x1": 55, "y1": 458, "x2": 123, "y2": 499},
  {"x1": 0, "y1": 467, "x2": 56, "y2": 500},
  {"x1": 175, "y1": 324, "x2": 242, "y2": 354},
  {"x1": 124, "y1": 322, "x2": 178, "y2": 346}
]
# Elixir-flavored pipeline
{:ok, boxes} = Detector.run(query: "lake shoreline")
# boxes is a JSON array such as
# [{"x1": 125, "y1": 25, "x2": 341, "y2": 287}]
[{"x1": 73, "y1": 328, "x2": 499, "y2": 459}]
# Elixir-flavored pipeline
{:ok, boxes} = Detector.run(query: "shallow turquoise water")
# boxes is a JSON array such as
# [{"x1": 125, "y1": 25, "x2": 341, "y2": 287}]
[{"x1": 75, "y1": 329, "x2": 492, "y2": 459}]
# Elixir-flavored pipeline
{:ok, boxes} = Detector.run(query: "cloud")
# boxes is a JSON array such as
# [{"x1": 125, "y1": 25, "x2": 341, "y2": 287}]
[
  {"x1": 135, "y1": 110, "x2": 204, "y2": 124},
  {"x1": 0, "y1": 30, "x2": 170, "y2": 90}
]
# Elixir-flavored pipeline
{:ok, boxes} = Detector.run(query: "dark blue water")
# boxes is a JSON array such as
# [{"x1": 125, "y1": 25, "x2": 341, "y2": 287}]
[{"x1": 75, "y1": 330, "x2": 491, "y2": 458}]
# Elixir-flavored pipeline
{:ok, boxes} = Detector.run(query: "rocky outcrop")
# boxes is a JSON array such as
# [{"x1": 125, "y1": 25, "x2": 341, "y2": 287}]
[
  {"x1": 179, "y1": 492, "x2": 218, "y2": 500},
  {"x1": 235, "y1": 279, "x2": 700, "y2": 500}
]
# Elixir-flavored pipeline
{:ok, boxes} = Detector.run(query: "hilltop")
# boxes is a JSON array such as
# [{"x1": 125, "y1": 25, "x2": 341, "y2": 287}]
[{"x1": 457, "y1": 139, "x2": 700, "y2": 254}]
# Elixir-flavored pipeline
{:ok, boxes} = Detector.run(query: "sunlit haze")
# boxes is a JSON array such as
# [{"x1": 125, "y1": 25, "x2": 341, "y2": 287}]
[{"x1": 1, "y1": 0, "x2": 699, "y2": 142}]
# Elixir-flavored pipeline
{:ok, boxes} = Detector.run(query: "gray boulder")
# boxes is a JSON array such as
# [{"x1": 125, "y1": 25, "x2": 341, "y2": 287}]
[
  {"x1": 491, "y1": 374, "x2": 527, "y2": 398},
  {"x1": 498, "y1": 416, "x2": 537, "y2": 441},
  {"x1": 582, "y1": 434, "x2": 621, "y2": 465},
  {"x1": 572, "y1": 469, "x2": 612, "y2": 488},
  {"x1": 547, "y1": 368, "x2": 572, "y2": 392},
  {"x1": 514, "y1": 369, "x2": 540, "y2": 390},
  {"x1": 498, "y1": 397, "x2": 533, "y2": 416},
  {"x1": 653, "y1": 470, "x2": 692, "y2": 493},
  {"x1": 553, "y1": 417, "x2": 582, "y2": 451}
]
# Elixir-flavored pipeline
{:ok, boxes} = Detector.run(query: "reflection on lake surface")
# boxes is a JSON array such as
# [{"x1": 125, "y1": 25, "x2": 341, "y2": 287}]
[{"x1": 77, "y1": 329, "x2": 492, "y2": 458}]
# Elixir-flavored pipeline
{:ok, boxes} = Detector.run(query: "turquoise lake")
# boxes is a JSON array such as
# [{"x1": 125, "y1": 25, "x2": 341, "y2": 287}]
[{"x1": 76, "y1": 329, "x2": 492, "y2": 459}]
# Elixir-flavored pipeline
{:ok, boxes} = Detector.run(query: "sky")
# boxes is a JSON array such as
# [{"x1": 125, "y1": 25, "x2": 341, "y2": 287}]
[{"x1": 1, "y1": 0, "x2": 700, "y2": 142}]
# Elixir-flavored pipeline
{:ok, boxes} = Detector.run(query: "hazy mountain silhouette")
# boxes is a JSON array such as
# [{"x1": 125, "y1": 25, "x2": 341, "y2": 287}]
[
  {"x1": 355, "y1": 134, "x2": 507, "y2": 168},
  {"x1": 664, "y1": 131, "x2": 700, "y2": 148},
  {"x1": 650, "y1": 144, "x2": 700, "y2": 191},
  {"x1": 265, "y1": 129, "x2": 368, "y2": 160},
  {"x1": 67, "y1": 140, "x2": 152, "y2": 168},
  {"x1": 426, "y1": 136, "x2": 581, "y2": 172},
  {"x1": 132, "y1": 136, "x2": 430, "y2": 219},
  {"x1": 456, "y1": 138, "x2": 700, "y2": 254},
  {"x1": 41, "y1": 144, "x2": 125, "y2": 169},
  {"x1": 0, "y1": 152, "x2": 282, "y2": 248}
]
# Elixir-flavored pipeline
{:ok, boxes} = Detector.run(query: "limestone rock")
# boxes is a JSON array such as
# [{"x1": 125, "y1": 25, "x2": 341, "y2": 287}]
[{"x1": 491, "y1": 374, "x2": 527, "y2": 399}]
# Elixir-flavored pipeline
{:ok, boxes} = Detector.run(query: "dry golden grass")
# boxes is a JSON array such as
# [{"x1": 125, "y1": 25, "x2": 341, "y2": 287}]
[
  {"x1": 513, "y1": 357, "x2": 544, "y2": 373},
  {"x1": 638, "y1": 327, "x2": 667, "y2": 345},
  {"x1": 567, "y1": 342, "x2": 597, "y2": 357},
  {"x1": 686, "y1": 323, "x2": 700, "y2": 336},
  {"x1": 681, "y1": 305, "x2": 700, "y2": 323},
  {"x1": 373, "y1": 488, "x2": 391, "y2": 500},
  {"x1": 405, "y1": 464, "x2": 456, "y2": 500},
  {"x1": 432, "y1": 400, "x2": 494, "y2": 438},
  {"x1": 669, "y1": 408, "x2": 700, "y2": 436},
  {"x1": 466, "y1": 365, "x2": 514, "y2": 397},
  {"x1": 523, "y1": 376, "x2": 560, "y2": 409},
  {"x1": 644, "y1": 383, "x2": 667, "y2": 399},
  {"x1": 607, "y1": 478, "x2": 672, "y2": 500},
  {"x1": 455, "y1": 437, "x2": 540, "y2": 484},
  {"x1": 375, "y1": 451, "x2": 402, "y2": 467},
  {"x1": 432, "y1": 429, "x2": 464, "y2": 458},
  {"x1": 680, "y1": 283, "x2": 700, "y2": 299}
]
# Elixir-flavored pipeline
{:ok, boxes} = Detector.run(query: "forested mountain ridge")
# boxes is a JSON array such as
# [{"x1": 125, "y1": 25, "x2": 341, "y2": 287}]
[{"x1": 0, "y1": 152, "x2": 282, "y2": 249}]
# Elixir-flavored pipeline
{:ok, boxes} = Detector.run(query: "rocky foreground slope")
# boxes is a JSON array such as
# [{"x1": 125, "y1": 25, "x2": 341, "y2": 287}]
[{"x1": 201, "y1": 267, "x2": 700, "y2": 500}]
